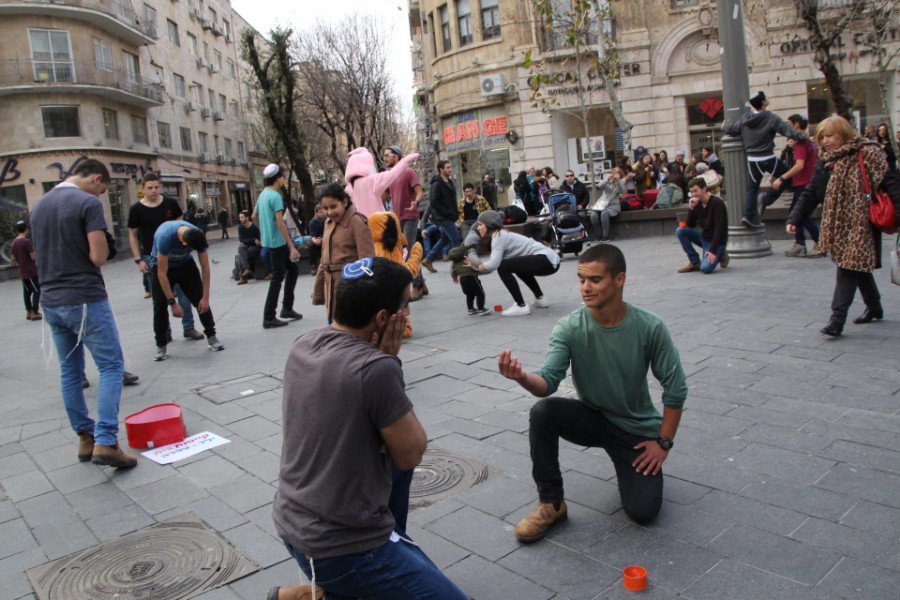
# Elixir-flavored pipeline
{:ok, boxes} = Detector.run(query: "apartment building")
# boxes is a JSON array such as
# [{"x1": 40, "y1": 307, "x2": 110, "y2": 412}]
[
  {"x1": 410, "y1": 0, "x2": 899, "y2": 198},
  {"x1": 0, "y1": 0, "x2": 257, "y2": 248}
]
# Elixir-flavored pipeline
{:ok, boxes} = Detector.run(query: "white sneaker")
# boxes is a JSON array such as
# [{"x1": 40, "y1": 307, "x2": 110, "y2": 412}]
[
  {"x1": 531, "y1": 296, "x2": 550, "y2": 309},
  {"x1": 502, "y1": 304, "x2": 531, "y2": 317}
]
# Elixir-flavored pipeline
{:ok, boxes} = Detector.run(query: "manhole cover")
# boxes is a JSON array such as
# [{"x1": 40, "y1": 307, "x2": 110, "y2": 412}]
[
  {"x1": 194, "y1": 373, "x2": 282, "y2": 404},
  {"x1": 26, "y1": 514, "x2": 257, "y2": 600},
  {"x1": 410, "y1": 449, "x2": 489, "y2": 507}
]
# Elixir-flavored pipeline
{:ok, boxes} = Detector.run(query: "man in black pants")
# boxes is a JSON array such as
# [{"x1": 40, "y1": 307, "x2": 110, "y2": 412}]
[
  {"x1": 498, "y1": 244, "x2": 687, "y2": 542},
  {"x1": 150, "y1": 220, "x2": 224, "y2": 360}
]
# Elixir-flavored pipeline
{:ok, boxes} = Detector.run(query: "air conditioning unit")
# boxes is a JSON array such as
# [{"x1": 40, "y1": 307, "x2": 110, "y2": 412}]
[
  {"x1": 215, "y1": 153, "x2": 225, "y2": 164},
  {"x1": 208, "y1": 64, "x2": 219, "y2": 74},
  {"x1": 196, "y1": 56, "x2": 207, "y2": 68},
  {"x1": 480, "y1": 74, "x2": 504, "y2": 97},
  {"x1": 199, "y1": 152, "x2": 210, "y2": 162},
  {"x1": 201, "y1": 19, "x2": 213, "y2": 31},
  {"x1": 210, "y1": 23, "x2": 223, "y2": 36},
  {"x1": 185, "y1": 101, "x2": 198, "y2": 112},
  {"x1": 213, "y1": 111, "x2": 225, "y2": 121},
  {"x1": 190, "y1": 8, "x2": 202, "y2": 20},
  {"x1": 230, "y1": 158, "x2": 237, "y2": 166},
  {"x1": 200, "y1": 107, "x2": 211, "y2": 118}
]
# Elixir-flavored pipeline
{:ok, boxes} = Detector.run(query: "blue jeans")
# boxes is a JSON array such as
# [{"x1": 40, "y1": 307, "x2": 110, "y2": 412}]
[
  {"x1": 43, "y1": 300, "x2": 124, "y2": 445},
  {"x1": 425, "y1": 220, "x2": 460, "y2": 263},
  {"x1": 788, "y1": 185, "x2": 819, "y2": 245},
  {"x1": 744, "y1": 157, "x2": 788, "y2": 221},
  {"x1": 144, "y1": 254, "x2": 194, "y2": 330},
  {"x1": 285, "y1": 538, "x2": 467, "y2": 600},
  {"x1": 676, "y1": 226, "x2": 725, "y2": 274}
]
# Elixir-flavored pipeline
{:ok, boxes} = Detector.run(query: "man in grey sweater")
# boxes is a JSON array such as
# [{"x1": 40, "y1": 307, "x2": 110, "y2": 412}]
[{"x1": 722, "y1": 91, "x2": 809, "y2": 227}]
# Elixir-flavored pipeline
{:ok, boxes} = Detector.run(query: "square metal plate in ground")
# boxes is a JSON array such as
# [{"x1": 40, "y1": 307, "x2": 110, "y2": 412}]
[
  {"x1": 194, "y1": 373, "x2": 283, "y2": 404},
  {"x1": 26, "y1": 513, "x2": 258, "y2": 600}
]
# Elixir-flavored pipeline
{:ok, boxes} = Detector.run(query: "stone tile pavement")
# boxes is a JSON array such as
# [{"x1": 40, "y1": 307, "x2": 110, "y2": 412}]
[{"x1": 1, "y1": 232, "x2": 899, "y2": 599}]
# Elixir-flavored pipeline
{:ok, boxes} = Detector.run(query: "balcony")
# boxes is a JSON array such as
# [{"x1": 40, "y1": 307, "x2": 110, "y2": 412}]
[
  {"x1": 0, "y1": 58, "x2": 164, "y2": 107},
  {"x1": 0, "y1": 0, "x2": 157, "y2": 46}
]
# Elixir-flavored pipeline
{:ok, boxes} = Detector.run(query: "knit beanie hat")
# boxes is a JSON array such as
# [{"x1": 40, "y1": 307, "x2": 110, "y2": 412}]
[
  {"x1": 477, "y1": 210, "x2": 504, "y2": 230},
  {"x1": 344, "y1": 148, "x2": 376, "y2": 182},
  {"x1": 749, "y1": 91, "x2": 766, "y2": 110}
]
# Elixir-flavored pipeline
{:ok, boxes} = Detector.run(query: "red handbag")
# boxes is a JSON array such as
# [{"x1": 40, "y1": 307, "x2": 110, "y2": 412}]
[{"x1": 859, "y1": 151, "x2": 898, "y2": 234}]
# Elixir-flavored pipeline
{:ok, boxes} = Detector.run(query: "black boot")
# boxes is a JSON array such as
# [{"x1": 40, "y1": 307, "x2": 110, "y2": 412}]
[
  {"x1": 852, "y1": 307, "x2": 883, "y2": 324},
  {"x1": 820, "y1": 318, "x2": 843, "y2": 337}
]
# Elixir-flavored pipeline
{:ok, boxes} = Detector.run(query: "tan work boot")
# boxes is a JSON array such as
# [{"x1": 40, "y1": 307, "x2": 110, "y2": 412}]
[
  {"x1": 515, "y1": 499, "x2": 568, "y2": 543},
  {"x1": 677, "y1": 262, "x2": 700, "y2": 273},
  {"x1": 237, "y1": 277, "x2": 248, "y2": 285},
  {"x1": 91, "y1": 443, "x2": 138, "y2": 468},
  {"x1": 720, "y1": 253, "x2": 730, "y2": 268},
  {"x1": 266, "y1": 585, "x2": 324, "y2": 600},
  {"x1": 77, "y1": 431, "x2": 94, "y2": 462}
]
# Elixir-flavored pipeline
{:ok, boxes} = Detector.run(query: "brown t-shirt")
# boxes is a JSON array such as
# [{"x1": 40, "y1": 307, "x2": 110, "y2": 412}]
[
  {"x1": 273, "y1": 328, "x2": 413, "y2": 558},
  {"x1": 388, "y1": 167, "x2": 420, "y2": 221}
]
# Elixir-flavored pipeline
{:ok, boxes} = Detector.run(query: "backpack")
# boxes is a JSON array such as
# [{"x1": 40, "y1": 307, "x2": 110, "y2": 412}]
[
  {"x1": 620, "y1": 193, "x2": 642, "y2": 212},
  {"x1": 501, "y1": 204, "x2": 528, "y2": 224}
]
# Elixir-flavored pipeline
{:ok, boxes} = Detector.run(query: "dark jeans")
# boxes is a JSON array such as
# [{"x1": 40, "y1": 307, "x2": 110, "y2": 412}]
[
  {"x1": 744, "y1": 156, "x2": 788, "y2": 221},
  {"x1": 263, "y1": 244, "x2": 299, "y2": 321},
  {"x1": 425, "y1": 220, "x2": 460, "y2": 263},
  {"x1": 529, "y1": 397, "x2": 663, "y2": 524},
  {"x1": 831, "y1": 267, "x2": 881, "y2": 325},
  {"x1": 401, "y1": 219, "x2": 424, "y2": 288},
  {"x1": 788, "y1": 185, "x2": 819, "y2": 245},
  {"x1": 22, "y1": 275, "x2": 40, "y2": 313},
  {"x1": 459, "y1": 275, "x2": 485, "y2": 310},
  {"x1": 237, "y1": 244, "x2": 261, "y2": 272},
  {"x1": 151, "y1": 261, "x2": 216, "y2": 347},
  {"x1": 389, "y1": 463, "x2": 413, "y2": 537},
  {"x1": 497, "y1": 254, "x2": 559, "y2": 305}
]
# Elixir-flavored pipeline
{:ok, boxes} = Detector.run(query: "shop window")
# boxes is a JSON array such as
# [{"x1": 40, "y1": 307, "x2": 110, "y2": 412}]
[
  {"x1": 439, "y1": 5, "x2": 451, "y2": 53},
  {"x1": 457, "y1": 1, "x2": 473, "y2": 46},
  {"x1": 0, "y1": 184, "x2": 27, "y2": 208},
  {"x1": 103, "y1": 108, "x2": 119, "y2": 140},
  {"x1": 671, "y1": 0, "x2": 699, "y2": 8},
  {"x1": 42, "y1": 106, "x2": 80, "y2": 138},
  {"x1": 806, "y1": 79, "x2": 885, "y2": 133},
  {"x1": 686, "y1": 93, "x2": 724, "y2": 126},
  {"x1": 481, "y1": 0, "x2": 500, "y2": 40},
  {"x1": 158, "y1": 121, "x2": 172, "y2": 148}
]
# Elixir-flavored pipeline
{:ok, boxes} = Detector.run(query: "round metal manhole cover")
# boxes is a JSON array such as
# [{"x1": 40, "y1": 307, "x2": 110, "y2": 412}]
[
  {"x1": 410, "y1": 449, "x2": 489, "y2": 507},
  {"x1": 26, "y1": 514, "x2": 257, "y2": 600}
]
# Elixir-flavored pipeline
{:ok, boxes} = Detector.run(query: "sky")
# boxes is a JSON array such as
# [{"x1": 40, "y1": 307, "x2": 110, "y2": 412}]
[{"x1": 229, "y1": 0, "x2": 415, "y2": 113}]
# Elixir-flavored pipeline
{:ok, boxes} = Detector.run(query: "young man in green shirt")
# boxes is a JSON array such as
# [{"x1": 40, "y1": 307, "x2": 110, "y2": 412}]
[{"x1": 499, "y1": 243, "x2": 687, "y2": 542}]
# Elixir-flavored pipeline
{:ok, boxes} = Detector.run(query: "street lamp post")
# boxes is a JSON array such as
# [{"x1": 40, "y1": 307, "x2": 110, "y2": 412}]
[{"x1": 717, "y1": 0, "x2": 772, "y2": 258}]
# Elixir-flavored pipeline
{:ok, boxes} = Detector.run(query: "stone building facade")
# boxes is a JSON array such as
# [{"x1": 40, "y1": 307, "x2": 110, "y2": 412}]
[
  {"x1": 409, "y1": 0, "x2": 899, "y2": 201},
  {"x1": 0, "y1": 0, "x2": 258, "y2": 251}
]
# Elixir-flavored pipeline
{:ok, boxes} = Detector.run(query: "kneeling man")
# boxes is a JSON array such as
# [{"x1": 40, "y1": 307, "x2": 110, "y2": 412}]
[
  {"x1": 272, "y1": 257, "x2": 467, "y2": 599},
  {"x1": 499, "y1": 244, "x2": 687, "y2": 542},
  {"x1": 675, "y1": 177, "x2": 729, "y2": 273}
]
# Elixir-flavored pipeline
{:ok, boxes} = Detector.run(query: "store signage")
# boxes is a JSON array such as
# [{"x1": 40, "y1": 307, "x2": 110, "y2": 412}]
[
  {"x1": 526, "y1": 63, "x2": 641, "y2": 90},
  {"x1": 776, "y1": 28, "x2": 900, "y2": 59},
  {"x1": 443, "y1": 113, "x2": 509, "y2": 145},
  {"x1": 0, "y1": 158, "x2": 21, "y2": 186},
  {"x1": 110, "y1": 162, "x2": 152, "y2": 176}
]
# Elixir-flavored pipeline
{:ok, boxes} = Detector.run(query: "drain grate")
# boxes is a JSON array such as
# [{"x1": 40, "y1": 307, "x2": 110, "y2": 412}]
[
  {"x1": 194, "y1": 373, "x2": 282, "y2": 404},
  {"x1": 410, "y1": 448, "x2": 489, "y2": 507},
  {"x1": 26, "y1": 514, "x2": 257, "y2": 600}
]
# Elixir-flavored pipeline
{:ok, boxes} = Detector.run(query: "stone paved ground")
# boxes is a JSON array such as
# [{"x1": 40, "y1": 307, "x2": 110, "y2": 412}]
[{"x1": 1, "y1": 232, "x2": 899, "y2": 600}]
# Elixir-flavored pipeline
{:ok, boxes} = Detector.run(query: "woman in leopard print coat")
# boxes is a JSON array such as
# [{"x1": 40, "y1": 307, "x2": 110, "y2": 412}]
[{"x1": 787, "y1": 116, "x2": 899, "y2": 337}]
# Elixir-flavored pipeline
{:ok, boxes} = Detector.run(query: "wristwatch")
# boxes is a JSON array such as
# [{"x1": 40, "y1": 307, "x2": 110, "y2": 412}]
[
  {"x1": 657, "y1": 437, "x2": 674, "y2": 451},
  {"x1": 134, "y1": 258, "x2": 142, "y2": 264},
  {"x1": 166, "y1": 297, "x2": 176, "y2": 306}
]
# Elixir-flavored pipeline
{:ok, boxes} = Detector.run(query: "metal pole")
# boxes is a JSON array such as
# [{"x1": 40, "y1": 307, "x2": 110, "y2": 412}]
[{"x1": 716, "y1": 0, "x2": 771, "y2": 258}]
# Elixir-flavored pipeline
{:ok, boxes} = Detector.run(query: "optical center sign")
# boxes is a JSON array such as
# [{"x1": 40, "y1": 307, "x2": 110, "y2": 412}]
[{"x1": 443, "y1": 111, "x2": 509, "y2": 153}]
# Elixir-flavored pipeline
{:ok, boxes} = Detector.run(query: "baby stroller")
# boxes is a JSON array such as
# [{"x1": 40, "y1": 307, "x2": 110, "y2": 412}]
[{"x1": 545, "y1": 192, "x2": 587, "y2": 257}]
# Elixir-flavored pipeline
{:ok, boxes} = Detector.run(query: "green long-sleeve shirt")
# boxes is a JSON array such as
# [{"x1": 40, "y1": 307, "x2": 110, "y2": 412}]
[{"x1": 535, "y1": 304, "x2": 687, "y2": 438}]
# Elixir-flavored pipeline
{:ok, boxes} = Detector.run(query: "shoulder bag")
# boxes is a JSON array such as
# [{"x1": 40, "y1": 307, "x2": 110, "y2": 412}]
[{"x1": 858, "y1": 151, "x2": 897, "y2": 234}]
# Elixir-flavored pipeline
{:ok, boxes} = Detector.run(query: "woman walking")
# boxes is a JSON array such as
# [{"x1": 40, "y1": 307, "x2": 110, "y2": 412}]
[
  {"x1": 465, "y1": 210, "x2": 560, "y2": 316},
  {"x1": 787, "y1": 116, "x2": 899, "y2": 337}
]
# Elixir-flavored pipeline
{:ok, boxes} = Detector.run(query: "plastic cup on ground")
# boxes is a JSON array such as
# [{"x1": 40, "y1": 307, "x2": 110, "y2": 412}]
[
  {"x1": 623, "y1": 565, "x2": 647, "y2": 591},
  {"x1": 494, "y1": 304, "x2": 503, "y2": 312}
]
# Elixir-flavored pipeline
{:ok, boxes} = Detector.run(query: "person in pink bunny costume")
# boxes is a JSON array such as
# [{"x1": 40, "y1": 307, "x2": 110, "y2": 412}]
[{"x1": 343, "y1": 147, "x2": 420, "y2": 217}]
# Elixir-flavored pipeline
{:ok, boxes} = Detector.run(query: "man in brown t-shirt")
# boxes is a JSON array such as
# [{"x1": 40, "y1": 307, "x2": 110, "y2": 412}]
[{"x1": 271, "y1": 257, "x2": 466, "y2": 600}]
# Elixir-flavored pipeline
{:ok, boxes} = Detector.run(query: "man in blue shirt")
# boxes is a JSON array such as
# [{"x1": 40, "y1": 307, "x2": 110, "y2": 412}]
[
  {"x1": 253, "y1": 163, "x2": 302, "y2": 329},
  {"x1": 150, "y1": 220, "x2": 224, "y2": 360}
]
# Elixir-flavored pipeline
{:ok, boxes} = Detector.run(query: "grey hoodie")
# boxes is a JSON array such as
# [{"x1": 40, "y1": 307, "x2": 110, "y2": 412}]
[{"x1": 722, "y1": 111, "x2": 808, "y2": 157}]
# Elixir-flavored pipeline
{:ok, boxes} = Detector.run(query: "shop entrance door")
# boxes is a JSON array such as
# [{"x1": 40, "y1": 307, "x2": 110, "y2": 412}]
[
  {"x1": 690, "y1": 127, "x2": 725, "y2": 156},
  {"x1": 106, "y1": 179, "x2": 129, "y2": 251}
]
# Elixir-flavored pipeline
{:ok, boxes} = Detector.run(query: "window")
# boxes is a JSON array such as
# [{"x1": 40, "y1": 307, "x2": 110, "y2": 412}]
[
  {"x1": 208, "y1": 7, "x2": 217, "y2": 25},
  {"x1": 93, "y1": 38, "x2": 112, "y2": 72},
  {"x1": 131, "y1": 115, "x2": 148, "y2": 144},
  {"x1": 457, "y1": 1, "x2": 472, "y2": 46},
  {"x1": 213, "y1": 50, "x2": 222, "y2": 71},
  {"x1": 180, "y1": 126, "x2": 192, "y2": 151},
  {"x1": 208, "y1": 88, "x2": 215, "y2": 108},
  {"x1": 227, "y1": 58, "x2": 236, "y2": 78},
  {"x1": 237, "y1": 141, "x2": 245, "y2": 160},
  {"x1": 42, "y1": 106, "x2": 80, "y2": 138},
  {"x1": 203, "y1": 42, "x2": 210, "y2": 63},
  {"x1": 230, "y1": 99, "x2": 239, "y2": 117},
  {"x1": 143, "y1": 4, "x2": 157, "y2": 36},
  {"x1": 103, "y1": 108, "x2": 118, "y2": 139},
  {"x1": 671, "y1": 0, "x2": 699, "y2": 7},
  {"x1": 439, "y1": 5, "x2": 451, "y2": 53},
  {"x1": 174, "y1": 73, "x2": 186, "y2": 97},
  {"x1": 428, "y1": 13, "x2": 437, "y2": 56},
  {"x1": 122, "y1": 51, "x2": 140, "y2": 85},
  {"x1": 193, "y1": 83, "x2": 204, "y2": 104},
  {"x1": 218, "y1": 94, "x2": 227, "y2": 113},
  {"x1": 224, "y1": 138, "x2": 232, "y2": 159},
  {"x1": 198, "y1": 132, "x2": 208, "y2": 153},
  {"x1": 158, "y1": 121, "x2": 172, "y2": 148},
  {"x1": 187, "y1": 33, "x2": 197, "y2": 56},
  {"x1": 213, "y1": 135, "x2": 220, "y2": 153},
  {"x1": 481, "y1": 0, "x2": 500, "y2": 40},
  {"x1": 167, "y1": 19, "x2": 180, "y2": 46},
  {"x1": 29, "y1": 29, "x2": 74, "y2": 82},
  {"x1": 222, "y1": 20, "x2": 231, "y2": 41}
]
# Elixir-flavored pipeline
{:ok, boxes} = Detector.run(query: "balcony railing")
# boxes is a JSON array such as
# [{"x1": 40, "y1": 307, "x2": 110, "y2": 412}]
[
  {"x1": 0, "y1": 58, "x2": 164, "y2": 106},
  {"x1": 0, "y1": 0, "x2": 157, "y2": 44}
]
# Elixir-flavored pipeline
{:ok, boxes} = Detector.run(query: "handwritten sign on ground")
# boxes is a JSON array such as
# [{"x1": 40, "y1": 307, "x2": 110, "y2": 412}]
[{"x1": 141, "y1": 431, "x2": 231, "y2": 465}]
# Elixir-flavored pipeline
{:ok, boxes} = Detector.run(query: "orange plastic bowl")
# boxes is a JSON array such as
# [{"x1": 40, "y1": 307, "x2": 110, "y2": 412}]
[{"x1": 623, "y1": 565, "x2": 647, "y2": 591}]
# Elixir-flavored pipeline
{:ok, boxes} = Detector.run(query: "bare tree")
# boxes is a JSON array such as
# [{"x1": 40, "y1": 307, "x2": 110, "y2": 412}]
[
  {"x1": 294, "y1": 16, "x2": 404, "y2": 174},
  {"x1": 852, "y1": 0, "x2": 900, "y2": 155}
]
